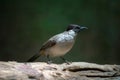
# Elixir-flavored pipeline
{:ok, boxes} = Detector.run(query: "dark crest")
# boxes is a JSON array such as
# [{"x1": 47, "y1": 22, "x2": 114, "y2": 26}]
[{"x1": 66, "y1": 24, "x2": 80, "y2": 31}]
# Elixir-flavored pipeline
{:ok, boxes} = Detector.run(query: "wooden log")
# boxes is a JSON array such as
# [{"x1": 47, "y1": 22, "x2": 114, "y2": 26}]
[{"x1": 0, "y1": 61, "x2": 120, "y2": 80}]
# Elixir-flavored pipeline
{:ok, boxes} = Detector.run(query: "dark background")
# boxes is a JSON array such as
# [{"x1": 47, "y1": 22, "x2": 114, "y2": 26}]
[{"x1": 0, "y1": 0, "x2": 120, "y2": 64}]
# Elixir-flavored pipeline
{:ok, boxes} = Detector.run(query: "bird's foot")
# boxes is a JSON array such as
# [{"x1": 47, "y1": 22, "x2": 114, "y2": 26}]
[
  {"x1": 47, "y1": 60, "x2": 53, "y2": 64},
  {"x1": 65, "y1": 60, "x2": 72, "y2": 65},
  {"x1": 60, "y1": 57, "x2": 72, "y2": 65}
]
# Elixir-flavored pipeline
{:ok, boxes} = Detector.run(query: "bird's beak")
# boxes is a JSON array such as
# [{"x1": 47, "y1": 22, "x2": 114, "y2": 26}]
[{"x1": 80, "y1": 27, "x2": 88, "y2": 30}]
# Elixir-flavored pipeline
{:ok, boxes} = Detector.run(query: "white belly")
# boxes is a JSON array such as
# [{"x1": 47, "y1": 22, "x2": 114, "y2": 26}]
[{"x1": 48, "y1": 41, "x2": 74, "y2": 57}]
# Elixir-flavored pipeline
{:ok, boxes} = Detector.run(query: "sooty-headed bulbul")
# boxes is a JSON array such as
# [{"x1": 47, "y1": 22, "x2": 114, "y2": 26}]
[{"x1": 27, "y1": 24, "x2": 88, "y2": 64}]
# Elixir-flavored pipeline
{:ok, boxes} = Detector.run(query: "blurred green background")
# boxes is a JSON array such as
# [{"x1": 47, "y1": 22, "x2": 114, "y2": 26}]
[{"x1": 0, "y1": 0, "x2": 120, "y2": 64}]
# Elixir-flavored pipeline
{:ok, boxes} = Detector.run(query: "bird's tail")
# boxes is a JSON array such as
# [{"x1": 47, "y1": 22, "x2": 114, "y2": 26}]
[{"x1": 27, "y1": 53, "x2": 41, "y2": 62}]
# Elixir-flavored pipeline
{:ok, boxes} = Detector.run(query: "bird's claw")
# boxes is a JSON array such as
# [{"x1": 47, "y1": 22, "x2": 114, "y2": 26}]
[
  {"x1": 65, "y1": 60, "x2": 72, "y2": 65},
  {"x1": 47, "y1": 60, "x2": 53, "y2": 64}
]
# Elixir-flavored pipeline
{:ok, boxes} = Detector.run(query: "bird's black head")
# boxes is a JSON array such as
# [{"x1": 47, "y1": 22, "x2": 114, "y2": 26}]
[{"x1": 66, "y1": 24, "x2": 88, "y2": 33}]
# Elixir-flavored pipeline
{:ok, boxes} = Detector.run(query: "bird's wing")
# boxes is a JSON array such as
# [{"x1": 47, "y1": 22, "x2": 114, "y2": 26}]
[
  {"x1": 40, "y1": 40, "x2": 56, "y2": 51},
  {"x1": 27, "y1": 40, "x2": 56, "y2": 62}
]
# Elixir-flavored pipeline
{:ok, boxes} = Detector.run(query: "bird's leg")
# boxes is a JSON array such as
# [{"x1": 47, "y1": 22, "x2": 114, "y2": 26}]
[
  {"x1": 47, "y1": 55, "x2": 52, "y2": 64},
  {"x1": 60, "y1": 57, "x2": 71, "y2": 64}
]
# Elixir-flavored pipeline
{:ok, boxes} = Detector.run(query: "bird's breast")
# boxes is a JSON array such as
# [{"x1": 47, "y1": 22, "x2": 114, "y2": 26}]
[{"x1": 44, "y1": 32, "x2": 76, "y2": 57}]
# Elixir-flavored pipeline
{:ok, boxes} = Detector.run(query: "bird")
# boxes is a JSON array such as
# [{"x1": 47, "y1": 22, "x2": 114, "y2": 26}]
[{"x1": 27, "y1": 24, "x2": 88, "y2": 64}]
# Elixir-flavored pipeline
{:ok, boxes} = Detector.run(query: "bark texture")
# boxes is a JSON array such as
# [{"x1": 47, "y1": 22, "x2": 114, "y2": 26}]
[{"x1": 0, "y1": 61, "x2": 120, "y2": 80}]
